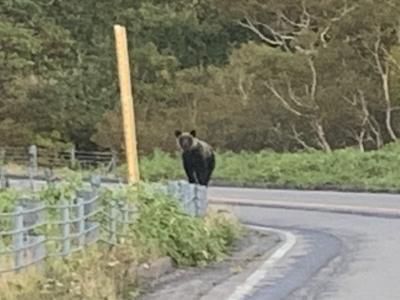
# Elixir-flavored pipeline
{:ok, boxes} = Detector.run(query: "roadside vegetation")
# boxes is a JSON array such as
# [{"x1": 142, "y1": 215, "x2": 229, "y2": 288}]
[
  {"x1": 0, "y1": 181, "x2": 242, "y2": 300},
  {"x1": 4, "y1": 142, "x2": 400, "y2": 192},
  {"x1": 133, "y1": 143, "x2": 400, "y2": 192}
]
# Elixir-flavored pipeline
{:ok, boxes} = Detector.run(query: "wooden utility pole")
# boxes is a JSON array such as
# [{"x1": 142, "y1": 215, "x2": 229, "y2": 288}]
[{"x1": 114, "y1": 25, "x2": 140, "y2": 184}]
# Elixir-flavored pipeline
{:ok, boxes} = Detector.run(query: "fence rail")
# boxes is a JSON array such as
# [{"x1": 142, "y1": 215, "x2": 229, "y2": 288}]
[
  {"x1": 0, "y1": 177, "x2": 140, "y2": 274},
  {"x1": 167, "y1": 180, "x2": 208, "y2": 217},
  {"x1": 0, "y1": 145, "x2": 119, "y2": 171},
  {"x1": 0, "y1": 173, "x2": 208, "y2": 274}
]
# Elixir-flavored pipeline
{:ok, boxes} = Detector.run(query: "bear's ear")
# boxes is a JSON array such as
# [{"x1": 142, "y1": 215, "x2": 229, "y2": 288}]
[
  {"x1": 175, "y1": 130, "x2": 182, "y2": 137},
  {"x1": 190, "y1": 130, "x2": 196, "y2": 137}
]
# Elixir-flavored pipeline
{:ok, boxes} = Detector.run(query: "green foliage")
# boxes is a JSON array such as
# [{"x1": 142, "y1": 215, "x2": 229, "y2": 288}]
[
  {"x1": 137, "y1": 144, "x2": 400, "y2": 191},
  {"x1": 0, "y1": 189, "x2": 20, "y2": 213},
  {"x1": 0, "y1": 179, "x2": 242, "y2": 299},
  {"x1": 38, "y1": 173, "x2": 84, "y2": 205},
  {"x1": 104, "y1": 183, "x2": 241, "y2": 266},
  {"x1": 2, "y1": 0, "x2": 400, "y2": 153},
  {"x1": 35, "y1": 132, "x2": 73, "y2": 152},
  {"x1": 139, "y1": 149, "x2": 183, "y2": 181}
]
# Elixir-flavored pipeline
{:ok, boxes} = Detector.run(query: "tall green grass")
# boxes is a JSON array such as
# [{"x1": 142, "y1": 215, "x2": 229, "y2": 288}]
[{"x1": 138, "y1": 143, "x2": 400, "y2": 191}]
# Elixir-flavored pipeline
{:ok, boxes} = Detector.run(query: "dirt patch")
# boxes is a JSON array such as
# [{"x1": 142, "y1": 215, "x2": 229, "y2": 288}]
[{"x1": 137, "y1": 229, "x2": 281, "y2": 300}]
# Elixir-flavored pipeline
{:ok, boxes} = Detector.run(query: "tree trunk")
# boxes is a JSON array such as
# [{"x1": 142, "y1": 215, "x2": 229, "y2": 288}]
[
  {"x1": 313, "y1": 120, "x2": 332, "y2": 153},
  {"x1": 381, "y1": 72, "x2": 397, "y2": 141},
  {"x1": 356, "y1": 129, "x2": 366, "y2": 152}
]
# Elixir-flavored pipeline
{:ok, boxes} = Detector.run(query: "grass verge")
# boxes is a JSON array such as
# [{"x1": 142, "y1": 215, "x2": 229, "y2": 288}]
[
  {"x1": 0, "y1": 183, "x2": 242, "y2": 300},
  {"x1": 129, "y1": 143, "x2": 400, "y2": 192}
]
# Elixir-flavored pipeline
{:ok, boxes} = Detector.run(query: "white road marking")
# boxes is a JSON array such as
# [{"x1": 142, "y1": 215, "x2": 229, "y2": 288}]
[{"x1": 227, "y1": 226, "x2": 296, "y2": 300}]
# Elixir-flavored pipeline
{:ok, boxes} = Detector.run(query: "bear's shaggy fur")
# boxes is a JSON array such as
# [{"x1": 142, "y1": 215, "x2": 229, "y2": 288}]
[{"x1": 175, "y1": 130, "x2": 215, "y2": 186}]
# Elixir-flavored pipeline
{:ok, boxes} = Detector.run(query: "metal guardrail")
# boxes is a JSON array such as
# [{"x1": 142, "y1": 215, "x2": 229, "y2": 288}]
[
  {"x1": 167, "y1": 180, "x2": 208, "y2": 217},
  {"x1": 0, "y1": 174, "x2": 209, "y2": 274},
  {"x1": 0, "y1": 183, "x2": 139, "y2": 274}
]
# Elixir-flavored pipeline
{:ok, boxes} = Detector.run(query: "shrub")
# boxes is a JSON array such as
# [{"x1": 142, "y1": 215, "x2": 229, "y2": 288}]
[
  {"x1": 0, "y1": 182, "x2": 242, "y2": 299},
  {"x1": 134, "y1": 144, "x2": 400, "y2": 191},
  {"x1": 106, "y1": 183, "x2": 242, "y2": 266}
]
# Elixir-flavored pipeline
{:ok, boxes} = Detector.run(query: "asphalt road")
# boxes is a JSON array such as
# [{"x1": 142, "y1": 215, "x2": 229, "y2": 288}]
[{"x1": 208, "y1": 187, "x2": 400, "y2": 300}]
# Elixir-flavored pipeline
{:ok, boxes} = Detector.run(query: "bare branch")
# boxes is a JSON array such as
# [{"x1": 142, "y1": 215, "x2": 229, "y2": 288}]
[
  {"x1": 319, "y1": 3, "x2": 358, "y2": 48},
  {"x1": 291, "y1": 125, "x2": 316, "y2": 151},
  {"x1": 254, "y1": 20, "x2": 294, "y2": 40},
  {"x1": 312, "y1": 119, "x2": 332, "y2": 152},
  {"x1": 264, "y1": 82, "x2": 305, "y2": 117},
  {"x1": 346, "y1": 126, "x2": 366, "y2": 152},
  {"x1": 367, "y1": 114, "x2": 382, "y2": 146},
  {"x1": 279, "y1": 12, "x2": 304, "y2": 28},
  {"x1": 371, "y1": 34, "x2": 398, "y2": 140},
  {"x1": 238, "y1": 73, "x2": 248, "y2": 105},
  {"x1": 294, "y1": 46, "x2": 318, "y2": 55},
  {"x1": 287, "y1": 80, "x2": 314, "y2": 110},
  {"x1": 343, "y1": 94, "x2": 358, "y2": 106},
  {"x1": 301, "y1": 0, "x2": 311, "y2": 27},
  {"x1": 358, "y1": 90, "x2": 370, "y2": 119},
  {"x1": 279, "y1": 0, "x2": 310, "y2": 30},
  {"x1": 319, "y1": 25, "x2": 331, "y2": 48},
  {"x1": 331, "y1": 3, "x2": 358, "y2": 22},
  {"x1": 355, "y1": 128, "x2": 366, "y2": 152},
  {"x1": 253, "y1": 20, "x2": 294, "y2": 52},
  {"x1": 237, "y1": 18, "x2": 283, "y2": 46},
  {"x1": 373, "y1": 34, "x2": 386, "y2": 75},
  {"x1": 357, "y1": 90, "x2": 384, "y2": 148},
  {"x1": 308, "y1": 57, "x2": 317, "y2": 103},
  {"x1": 382, "y1": 47, "x2": 400, "y2": 72}
]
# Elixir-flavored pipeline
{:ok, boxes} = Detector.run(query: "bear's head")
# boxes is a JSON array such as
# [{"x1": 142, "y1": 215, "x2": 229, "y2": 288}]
[{"x1": 175, "y1": 130, "x2": 197, "y2": 151}]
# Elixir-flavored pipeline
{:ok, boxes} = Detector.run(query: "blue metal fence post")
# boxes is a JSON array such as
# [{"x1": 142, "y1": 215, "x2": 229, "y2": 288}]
[
  {"x1": 90, "y1": 174, "x2": 101, "y2": 191},
  {"x1": 0, "y1": 147, "x2": 5, "y2": 165},
  {"x1": 61, "y1": 200, "x2": 70, "y2": 256},
  {"x1": 12, "y1": 206, "x2": 24, "y2": 272},
  {"x1": 122, "y1": 203, "x2": 129, "y2": 235},
  {"x1": 0, "y1": 167, "x2": 8, "y2": 189},
  {"x1": 29, "y1": 145, "x2": 38, "y2": 175},
  {"x1": 109, "y1": 201, "x2": 117, "y2": 245},
  {"x1": 70, "y1": 146, "x2": 76, "y2": 169},
  {"x1": 77, "y1": 197, "x2": 85, "y2": 248},
  {"x1": 44, "y1": 168, "x2": 55, "y2": 188}
]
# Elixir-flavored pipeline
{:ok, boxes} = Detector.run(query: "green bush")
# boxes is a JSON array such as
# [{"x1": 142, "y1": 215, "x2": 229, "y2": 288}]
[
  {"x1": 116, "y1": 149, "x2": 183, "y2": 182},
  {"x1": 0, "y1": 189, "x2": 21, "y2": 213},
  {"x1": 0, "y1": 182, "x2": 242, "y2": 299},
  {"x1": 135, "y1": 143, "x2": 400, "y2": 191},
  {"x1": 106, "y1": 183, "x2": 242, "y2": 266},
  {"x1": 38, "y1": 173, "x2": 84, "y2": 205}
]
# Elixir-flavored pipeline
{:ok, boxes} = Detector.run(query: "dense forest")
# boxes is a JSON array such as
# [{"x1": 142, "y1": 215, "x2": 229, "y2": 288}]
[{"x1": 1, "y1": 0, "x2": 400, "y2": 154}]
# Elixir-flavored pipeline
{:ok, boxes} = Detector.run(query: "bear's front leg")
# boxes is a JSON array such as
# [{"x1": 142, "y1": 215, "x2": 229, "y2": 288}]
[
  {"x1": 195, "y1": 161, "x2": 209, "y2": 186},
  {"x1": 183, "y1": 154, "x2": 197, "y2": 184}
]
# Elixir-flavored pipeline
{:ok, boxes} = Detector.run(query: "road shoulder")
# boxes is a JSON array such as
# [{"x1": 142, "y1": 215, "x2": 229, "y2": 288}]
[{"x1": 137, "y1": 228, "x2": 281, "y2": 300}]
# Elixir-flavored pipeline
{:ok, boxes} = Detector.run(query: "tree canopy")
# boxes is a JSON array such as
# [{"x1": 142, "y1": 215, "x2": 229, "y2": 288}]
[{"x1": 1, "y1": 0, "x2": 400, "y2": 153}]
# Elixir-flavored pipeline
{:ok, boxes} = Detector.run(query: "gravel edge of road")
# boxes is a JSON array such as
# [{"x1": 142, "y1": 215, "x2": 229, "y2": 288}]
[{"x1": 137, "y1": 227, "x2": 282, "y2": 300}]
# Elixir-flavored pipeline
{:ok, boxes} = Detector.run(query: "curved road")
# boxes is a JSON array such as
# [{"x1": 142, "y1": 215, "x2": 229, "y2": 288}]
[{"x1": 209, "y1": 187, "x2": 400, "y2": 300}]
